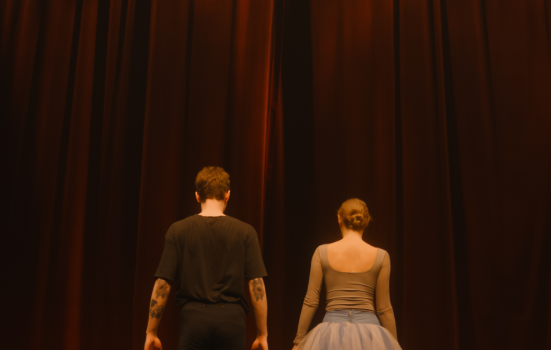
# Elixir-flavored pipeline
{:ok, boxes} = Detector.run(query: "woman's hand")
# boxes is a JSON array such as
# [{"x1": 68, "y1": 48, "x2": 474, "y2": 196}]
[{"x1": 292, "y1": 344, "x2": 299, "y2": 350}]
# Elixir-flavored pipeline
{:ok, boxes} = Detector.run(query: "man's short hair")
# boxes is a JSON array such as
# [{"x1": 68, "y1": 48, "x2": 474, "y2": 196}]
[{"x1": 195, "y1": 166, "x2": 230, "y2": 202}]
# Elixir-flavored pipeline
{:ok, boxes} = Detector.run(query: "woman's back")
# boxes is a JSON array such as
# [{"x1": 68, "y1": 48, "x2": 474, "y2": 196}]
[
  {"x1": 293, "y1": 198, "x2": 400, "y2": 349},
  {"x1": 326, "y1": 240, "x2": 378, "y2": 273},
  {"x1": 317, "y1": 244, "x2": 388, "y2": 313},
  {"x1": 295, "y1": 243, "x2": 397, "y2": 346}
]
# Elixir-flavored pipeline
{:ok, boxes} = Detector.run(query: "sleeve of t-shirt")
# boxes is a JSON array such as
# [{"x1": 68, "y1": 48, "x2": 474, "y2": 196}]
[
  {"x1": 244, "y1": 226, "x2": 268, "y2": 281},
  {"x1": 154, "y1": 225, "x2": 179, "y2": 284}
]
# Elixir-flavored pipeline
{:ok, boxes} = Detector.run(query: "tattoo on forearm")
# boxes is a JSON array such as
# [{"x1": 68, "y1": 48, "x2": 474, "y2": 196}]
[
  {"x1": 155, "y1": 279, "x2": 169, "y2": 299},
  {"x1": 251, "y1": 278, "x2": 264, "y2": 302},
  {"x1": 150, "y1": 299, "x2": 165, "y2": 319}
]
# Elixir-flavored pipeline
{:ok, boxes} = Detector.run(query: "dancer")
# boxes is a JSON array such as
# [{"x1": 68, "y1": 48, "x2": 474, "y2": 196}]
[
  {"x1": 144, "y1": 166, "x2": 269, "y2": 350},
  {"x1": 292, "y1": 199, "x2": 401, "y2": 350}
]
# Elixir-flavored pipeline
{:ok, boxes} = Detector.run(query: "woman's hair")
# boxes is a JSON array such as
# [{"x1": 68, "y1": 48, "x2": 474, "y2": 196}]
[
  {"x1": 195, "y1": 166, "x2": 230, "y2": 202},
  {"x1": 337, "y1": 198, "x2": 372, "y2": 231}
]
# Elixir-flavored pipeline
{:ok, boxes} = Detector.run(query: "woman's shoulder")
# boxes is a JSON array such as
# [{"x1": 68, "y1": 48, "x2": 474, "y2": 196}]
[
  {"x1": 377, "y1": 247, "x2": 388, "y2": 254},
  {"x1": 377, "y1": 248, "x2": 391, "y2": 266},
  {"x1": 372, "y1": 247, "x2": 389, "y2": 260},
  {"x1": 313, "y1": 244, "x2": 326, "y2": 253},
  {"x1": 324, "y1": 240, "x2": 343, "y2": 248},
  {"x1": 312, "y1": 244, "x2": 329, "y2": 258}
]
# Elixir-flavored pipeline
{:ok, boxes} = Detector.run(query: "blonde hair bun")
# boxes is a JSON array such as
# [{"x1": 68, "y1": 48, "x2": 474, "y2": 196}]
[{"x1": 338, "y1": 198, "x2": 372, "y2": 231}]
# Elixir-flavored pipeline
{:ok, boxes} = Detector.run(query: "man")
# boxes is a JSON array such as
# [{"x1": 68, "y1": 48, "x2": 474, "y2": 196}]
[{"x1": 144, "y1": 166, "x2": 268, "y2": 350}]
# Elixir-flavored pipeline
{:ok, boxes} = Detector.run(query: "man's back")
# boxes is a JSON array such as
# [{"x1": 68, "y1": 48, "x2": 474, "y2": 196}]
[
  {"x1": 155, "y1": 215, "x2": 266, "y2": 313},
  {"x1": 144, "y1": 166, "x2": 268, "y2": 350}
]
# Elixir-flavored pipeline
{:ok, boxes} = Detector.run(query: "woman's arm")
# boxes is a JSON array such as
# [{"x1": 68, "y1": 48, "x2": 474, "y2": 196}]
[
  {"x1": 375, "y1": 252, "x2": 398, "y2": 340},
  {"x1": 293, "y1": 247, "x2": 324, "y2": 346}
]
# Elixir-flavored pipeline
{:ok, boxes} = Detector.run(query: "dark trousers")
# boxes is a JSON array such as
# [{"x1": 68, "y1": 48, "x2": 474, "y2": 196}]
[{"x1": 179, "y1": 302, "x2": 246, "y2": 350}]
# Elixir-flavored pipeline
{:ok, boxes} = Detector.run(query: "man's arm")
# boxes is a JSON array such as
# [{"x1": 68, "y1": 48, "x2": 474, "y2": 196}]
[
  {"x1": 144, "y1": 278, "x2": 171, "y2": 350},
  {"x1": 249, "y1": 277, "x2": 268, "y2": 350}
]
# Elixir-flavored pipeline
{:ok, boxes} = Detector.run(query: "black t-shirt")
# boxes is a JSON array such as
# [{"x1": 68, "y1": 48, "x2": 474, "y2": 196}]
[{"x1": 155, "y1": 215, "x2": 267, "y2": 313}]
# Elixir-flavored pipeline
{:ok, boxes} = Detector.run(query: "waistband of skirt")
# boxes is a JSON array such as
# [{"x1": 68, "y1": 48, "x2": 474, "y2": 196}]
[{"x1": 322, "y1": 310, "x2": 380, "y2": 325}]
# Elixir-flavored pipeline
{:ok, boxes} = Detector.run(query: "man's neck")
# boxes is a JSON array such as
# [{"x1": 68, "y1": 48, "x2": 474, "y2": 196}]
[{"x1": 198, "y1": 199, "x2": 226, "y2": 217}]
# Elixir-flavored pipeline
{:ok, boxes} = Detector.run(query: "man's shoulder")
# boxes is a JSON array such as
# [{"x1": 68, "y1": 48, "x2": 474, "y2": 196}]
[
  {"x1": 223, "y1": 216, "x2": 256, "y2": 234},
  {"x1": 168, "y1": 215, "x2": 256, "y2": 234},
  {"x1": 166, "y1": 215, "x2": 201, "y2": 233},
  {"x1": 172, "y1": 215, "x2": 200, "y2": 225}
]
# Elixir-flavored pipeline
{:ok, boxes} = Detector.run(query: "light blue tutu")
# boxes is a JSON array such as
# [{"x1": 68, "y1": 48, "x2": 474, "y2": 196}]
[{"x1": 297, "y1": 310, "x2": 402, "y2": 350}]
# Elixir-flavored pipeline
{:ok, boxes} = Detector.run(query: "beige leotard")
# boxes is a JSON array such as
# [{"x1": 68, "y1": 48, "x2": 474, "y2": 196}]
[{"x1": 293, "y1": 244, "x2": 397, "y2": 344}]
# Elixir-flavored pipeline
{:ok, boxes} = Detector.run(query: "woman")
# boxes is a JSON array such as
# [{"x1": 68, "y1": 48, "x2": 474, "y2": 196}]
[{"x1": 292, "y1": 199, "x2": 402, "y2": 350}]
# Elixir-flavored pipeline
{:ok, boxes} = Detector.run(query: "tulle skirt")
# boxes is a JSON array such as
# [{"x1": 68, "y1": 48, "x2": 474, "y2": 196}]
[{"x1": 297, "y1": 310, "x2": 402, "y2": 350}]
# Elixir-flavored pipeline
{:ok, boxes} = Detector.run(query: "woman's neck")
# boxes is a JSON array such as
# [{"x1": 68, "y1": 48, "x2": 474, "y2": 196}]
[{"x1": 340, "y1": 228, "x2": 364, "y2": 241}]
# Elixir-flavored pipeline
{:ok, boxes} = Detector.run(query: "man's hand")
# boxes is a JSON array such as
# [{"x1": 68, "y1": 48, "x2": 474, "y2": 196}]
[
  {"x1": 251, "y1": 334, "x2": 268, "y2": 350},
  {"x1": 144, "y1": 332, "x2": 162, "y2": 350}
]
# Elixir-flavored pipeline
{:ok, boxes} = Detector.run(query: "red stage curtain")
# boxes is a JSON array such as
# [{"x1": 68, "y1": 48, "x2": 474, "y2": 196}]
[
  {"x1": 1, "y1": 1, "x2": 550, "y2": 350},
  {"x1": 1, "y1": 1, "x2": 278, "y2": 349}
]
